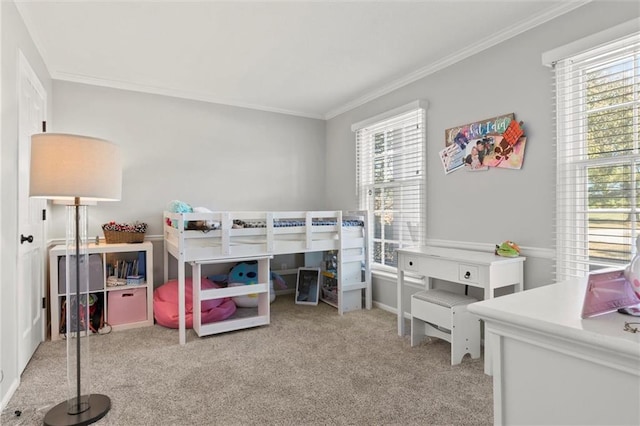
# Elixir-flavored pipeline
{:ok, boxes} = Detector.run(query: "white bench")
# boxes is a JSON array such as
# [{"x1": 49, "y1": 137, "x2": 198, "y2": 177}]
[{"x1": 411, "y1": 289, "x2": 481, "y2": 365}]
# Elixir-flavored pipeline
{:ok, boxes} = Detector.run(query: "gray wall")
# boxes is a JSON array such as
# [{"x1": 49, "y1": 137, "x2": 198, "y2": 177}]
[
  {"x1": 325, "y1": 1, "x2": 640, "y2": 309},
  {"x1": 1, "y1": 0, "x2": 52, "y2": 409},
  {"x1": 50, "y1": 82, "x2": 327, "y2": 239},
  {"x1": 49, "y1": 82, "x2": 327, "y2": 287}
]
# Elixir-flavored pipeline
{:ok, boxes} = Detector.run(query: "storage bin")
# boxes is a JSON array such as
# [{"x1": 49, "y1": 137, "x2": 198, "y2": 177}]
[
  {"x1": 58, "y1": 254, "x2": 103, "y2": 294},
  {"x1": 107, "y1": 288, "x2": 147, "y2": 325},
  {"x1": 322, "y1": 287, "x2": 338, "y2": 304}
]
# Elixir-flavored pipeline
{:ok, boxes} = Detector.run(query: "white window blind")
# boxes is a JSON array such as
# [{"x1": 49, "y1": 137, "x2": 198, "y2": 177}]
[
  {"x1": 355, "y1": 106, "x2": 426, "y2": 268},
  {"x1": 553, "y1": 32, "x2": 640, "y2": 281}
]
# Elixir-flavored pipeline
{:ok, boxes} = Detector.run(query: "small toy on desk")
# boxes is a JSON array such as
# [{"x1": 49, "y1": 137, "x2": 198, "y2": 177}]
[{"x1": 495, "y1": 241, "x2": 520, "y2": 257}]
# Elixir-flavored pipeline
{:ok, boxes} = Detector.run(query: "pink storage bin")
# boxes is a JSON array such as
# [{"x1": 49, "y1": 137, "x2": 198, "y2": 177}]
[{"x1": 108, "y1": 288, "x2": 147, "y2": 325}]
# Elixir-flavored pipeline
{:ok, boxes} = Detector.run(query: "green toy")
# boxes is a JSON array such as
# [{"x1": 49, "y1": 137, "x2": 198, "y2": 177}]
[{"x1": 495, "y1": 241, "x2": 520, "y2": 257}]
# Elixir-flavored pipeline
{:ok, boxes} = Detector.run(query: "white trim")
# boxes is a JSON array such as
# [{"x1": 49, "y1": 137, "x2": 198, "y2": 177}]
[
  {"x1": 0, "y1": 378, "x2": 19, "y2": 412},
  {"x1": 0, "y1": 0, "x2": 3, "y2": 407},
  {"x1": 328, "y1": 1, "x2": 589, "y2": 120},
  {"x1": 542, "y1": 17, "x2": 640, "y2": 66},
  {"x1": 373, "y1": 300, "x2": 396, "y2": 316},
  {"x1": 425, "y1": 238, "x2": 555, "y2": 260},
  {"x1": 18, "y1": 50, "x2": 46, "y2": 102},
  {"x1": 351, "y1": 100, "x2": 428, "y2": 132},
  {"x1": 52, "y1": 71, "x2": 325, "y2": 120}
]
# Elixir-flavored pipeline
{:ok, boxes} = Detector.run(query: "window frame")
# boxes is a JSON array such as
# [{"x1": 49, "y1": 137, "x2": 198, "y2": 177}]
[
  {"x1": 550, "y1": 26, "x2": 640, "y2": 280},
  {"x1": 353, "y1": 101, "x2": 427, "y2": 271}
]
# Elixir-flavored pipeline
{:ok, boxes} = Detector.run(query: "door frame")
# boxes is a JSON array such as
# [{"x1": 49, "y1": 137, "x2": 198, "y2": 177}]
[{"x1": 16, "y1": 48, "x2": 47, "y2": 373}]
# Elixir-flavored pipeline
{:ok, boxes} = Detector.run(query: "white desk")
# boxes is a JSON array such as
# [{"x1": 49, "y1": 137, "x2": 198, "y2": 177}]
[
  {"x1": 396, "y1": 246, "x2": 525, "y2": 373},
  {"x1": 468, "y1": 278, "x2": 640, "y2": 426}
]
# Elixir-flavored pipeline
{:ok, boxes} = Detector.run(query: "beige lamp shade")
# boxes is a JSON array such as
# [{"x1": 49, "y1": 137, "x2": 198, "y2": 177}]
[{"x1": 30, "y1": 133, "x2": 122, "y2": 202}]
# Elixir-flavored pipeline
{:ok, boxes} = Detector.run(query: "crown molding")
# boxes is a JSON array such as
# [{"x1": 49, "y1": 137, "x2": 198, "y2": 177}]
[
  {"x1": 17, "y1": 0, "x2": 590, "y2": 121},
  {"x1": 51, "y1": 71, "x2": 325, "y2": 120},
  {"x1": 324, "y1": 0, "x2": 591, "y2": 120}
]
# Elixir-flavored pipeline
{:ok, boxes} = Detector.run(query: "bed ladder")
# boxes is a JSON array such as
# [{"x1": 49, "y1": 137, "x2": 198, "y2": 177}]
[{"x1": 337, "y1": 210, "x2": 372, "y2": 314}]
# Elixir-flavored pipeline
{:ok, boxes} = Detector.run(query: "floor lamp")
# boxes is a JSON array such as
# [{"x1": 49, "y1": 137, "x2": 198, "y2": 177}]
[{"x1": 30, "y1": 133, "x2": 122, "y2": 426}]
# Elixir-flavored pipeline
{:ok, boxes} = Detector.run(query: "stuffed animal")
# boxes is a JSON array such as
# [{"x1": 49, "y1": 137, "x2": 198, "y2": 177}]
[
  {"x1": 191, "y1": 206, "x2": 218, "y2": 229},
  {"x1": 167, "y1": 201, "x2": 218, "y2": 229},
  {"x1": 168, "y1": 200, "x2": 193, "y2": 214},
  {"x1": 209, "y1": 261, "x2": 287, "y2": 307},
  {"x1": 495, "y1": 241, "x2": 520, "y2": 257},
  {"x1": 167, "y1": 200, "x2": 193, "y2": 228}
]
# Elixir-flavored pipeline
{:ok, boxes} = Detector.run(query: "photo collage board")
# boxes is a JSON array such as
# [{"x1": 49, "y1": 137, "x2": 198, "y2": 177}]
[{"x1": 440, "y1": 113, "x2": 527, "y2": 174}]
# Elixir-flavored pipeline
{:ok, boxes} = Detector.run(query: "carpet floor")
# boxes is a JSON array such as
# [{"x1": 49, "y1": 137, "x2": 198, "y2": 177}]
[{"x1": 1, "y1": 295, "x2": 492, "y2": 425}]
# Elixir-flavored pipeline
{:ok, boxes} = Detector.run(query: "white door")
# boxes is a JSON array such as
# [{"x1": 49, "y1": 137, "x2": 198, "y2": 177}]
[{"x1": 17, "y1": 50, "x2": 47, "y2": 373}]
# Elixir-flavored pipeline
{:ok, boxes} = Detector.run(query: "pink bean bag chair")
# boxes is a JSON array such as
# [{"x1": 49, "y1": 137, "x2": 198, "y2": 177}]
[{"x1": 153, "y1": 277, "x2": 236, "y2": 329}]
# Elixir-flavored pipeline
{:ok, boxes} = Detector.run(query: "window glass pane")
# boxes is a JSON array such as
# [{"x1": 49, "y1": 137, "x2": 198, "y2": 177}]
[
  {"x1": 586, "y1": 58, "x2": 635, "y2": 108},
  {"x1": 373, "y1": 241, "x2": 382, "y2": 264},
  {"x1": 384, "y1": 243, "x2": 399, "y2": 268},
  {"x1": 373, "y1": 187, "x2": 395, "y2": 212},
  {"x1": 588, "y1": 210, "x2": 633, "y2": 264},
  {"x1": 373, "y1": 212, "x2": 382, "y2": 240},
  {"x1": 587, "y1": 164, "x2": 635, "y2": 265},
  {"x1": 588, "y1": 164, "x2": 631, "y2": 209},
  {"x1": 383, "y1": 216, "x2": 401, "y2": 241},
  {"x1": 374, "y1": 132, "x2": 385, "y2": 155},
  {"x1": 587, "y1": 107, "x2": 634, "y2": 158}
]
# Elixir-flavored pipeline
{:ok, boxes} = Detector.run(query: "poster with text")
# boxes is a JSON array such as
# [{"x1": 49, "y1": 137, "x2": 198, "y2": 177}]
[{"x1": 439, "y1": 143, "x2": 464, "y2": 174}]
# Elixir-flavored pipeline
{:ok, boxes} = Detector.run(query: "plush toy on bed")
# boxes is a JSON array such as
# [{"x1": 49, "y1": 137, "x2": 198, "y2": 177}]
[
  {"x1": 167, "y1": 200, "x2": 194, "y2": 228},
  {"x1": 167, "y1": 200, "x2": 218, "y2": 229},
  {"x1": 209, "y1": 261, "x2": 287, "y2": 307}
]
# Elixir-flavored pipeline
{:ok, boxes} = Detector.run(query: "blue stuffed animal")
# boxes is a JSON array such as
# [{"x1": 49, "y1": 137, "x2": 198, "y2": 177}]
[
  {"x1": 209, "y1": 261, "x2": 287, "y2": 307},
  {"x1": 167, "y1": 200, "x2": 193, "y2": 228}
]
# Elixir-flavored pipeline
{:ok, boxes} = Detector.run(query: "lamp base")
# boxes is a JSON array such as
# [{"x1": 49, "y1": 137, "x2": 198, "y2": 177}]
[{"x1": 43, "y1": 394, "x2": 110, "y2": 426}]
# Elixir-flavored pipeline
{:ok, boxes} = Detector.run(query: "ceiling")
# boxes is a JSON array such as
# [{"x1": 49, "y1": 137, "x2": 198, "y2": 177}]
[{"x1": 16, "y1": 1, "x2": 588, "y2": 119}]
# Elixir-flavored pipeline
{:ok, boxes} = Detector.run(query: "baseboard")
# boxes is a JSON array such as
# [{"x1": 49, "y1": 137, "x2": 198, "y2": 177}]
[
  {"x1": 373, "y1": 300, "x2": 396, "y2": 314},
  {"x1": 373, "y1": 301, "x2": 413, "y2": 323},
  {"x1": 1, "y1": 376, "x2": 20, "y2": 412}
]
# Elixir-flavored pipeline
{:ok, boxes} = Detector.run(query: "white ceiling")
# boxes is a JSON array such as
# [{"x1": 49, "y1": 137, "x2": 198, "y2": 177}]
[{"x1": 16, "y1": 1, "x2": 588, "y2": 119}]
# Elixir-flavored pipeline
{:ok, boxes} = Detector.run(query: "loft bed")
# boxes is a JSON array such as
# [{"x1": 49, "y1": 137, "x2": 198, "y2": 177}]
[{"x1": 163, "y1": 210, "x2": 371, "y2": 345}]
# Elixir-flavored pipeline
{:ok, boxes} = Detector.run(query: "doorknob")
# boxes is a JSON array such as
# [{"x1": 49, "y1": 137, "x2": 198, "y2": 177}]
[{"x1": 20, "y1": 234, "x2": 34, "y2": 244}]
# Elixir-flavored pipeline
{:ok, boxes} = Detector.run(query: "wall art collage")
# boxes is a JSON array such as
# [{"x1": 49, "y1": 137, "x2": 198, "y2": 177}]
[{"x1": 440, "y1": 113, "x2": 526, "y2": 174}]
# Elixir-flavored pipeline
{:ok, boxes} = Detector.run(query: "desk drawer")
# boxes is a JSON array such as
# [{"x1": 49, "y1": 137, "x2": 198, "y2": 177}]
[
  {"x1": 403, "y1": 256, "x2": 420, "y2": 272},
  {"x1": 459, "y1": 264, "x2": 479, "y2": 284}
]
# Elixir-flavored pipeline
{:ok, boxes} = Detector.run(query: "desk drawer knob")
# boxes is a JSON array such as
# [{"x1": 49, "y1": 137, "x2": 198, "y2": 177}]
[
  {"x1": 464, "y1": 271, "x2": 471, "y2": 279},
  {"x1": 409, "y1": 261, "x2": 413, "y2": 266}
]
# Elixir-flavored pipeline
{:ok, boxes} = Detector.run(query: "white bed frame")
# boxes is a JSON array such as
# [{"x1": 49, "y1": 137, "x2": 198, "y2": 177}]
[{"x1": 163, "y1": 210, "x2": 371, "y2": 345}]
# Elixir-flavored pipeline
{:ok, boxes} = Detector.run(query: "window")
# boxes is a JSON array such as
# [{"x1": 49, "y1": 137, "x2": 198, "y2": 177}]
[
  {"x1": 354, "y1": 101, "x2": 426, "y2": 269},
  {"x1": 553, "y1": 32, "x2": 639, "y2": 281}
]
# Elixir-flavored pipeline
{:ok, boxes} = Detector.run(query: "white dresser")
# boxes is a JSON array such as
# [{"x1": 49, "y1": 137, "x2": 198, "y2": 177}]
[{"x1": 468, "y1": 278, "x2": 640, "y2": 425}]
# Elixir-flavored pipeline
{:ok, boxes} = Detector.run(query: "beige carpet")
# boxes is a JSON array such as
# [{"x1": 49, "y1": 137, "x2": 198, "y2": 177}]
[{"x1": 1, "y1": 295, "x2": 492, "y2": 425}]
